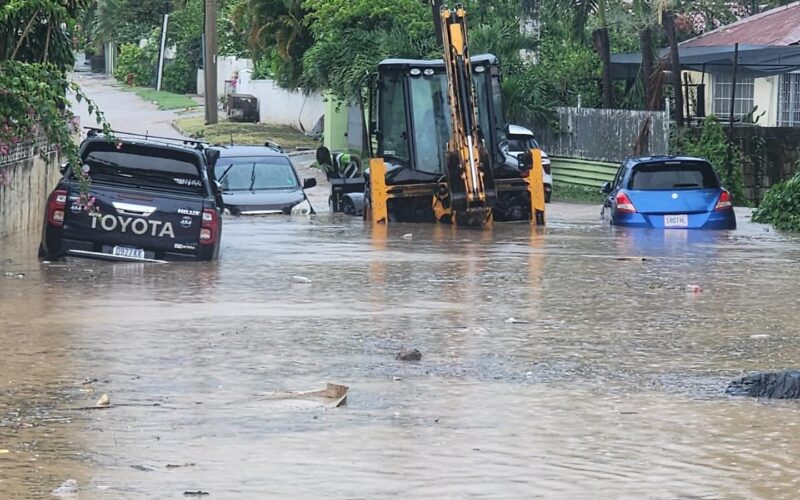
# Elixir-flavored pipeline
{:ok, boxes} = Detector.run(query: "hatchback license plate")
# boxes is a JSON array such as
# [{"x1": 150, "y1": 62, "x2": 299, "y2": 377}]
[
  {"x1": 112, "y1": 246, "x2": 145, "y2": 259},
  {"x1": 664, "y1": 214, "x2": 688, "y2": 227}
]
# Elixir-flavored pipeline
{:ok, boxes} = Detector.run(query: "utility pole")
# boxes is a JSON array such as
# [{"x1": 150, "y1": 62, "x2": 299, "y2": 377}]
[
  {"x1": 204, "y1": 0, "x2": 218, "y2": 125},
  {"x1": 427, "y1": 0, "x2": 444, "y2": 47}
]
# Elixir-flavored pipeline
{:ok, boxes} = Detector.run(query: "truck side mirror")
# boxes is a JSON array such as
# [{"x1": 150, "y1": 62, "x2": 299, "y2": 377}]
[
  {"x1": 303, "y1": 178, "x2": 317, "y2": 189},
  {"x1": 60, "y1": 162, "x2": 70, "y2": 175},
  {"x1": 601, "y1": 182, "x2": 612, "y2": 194}
]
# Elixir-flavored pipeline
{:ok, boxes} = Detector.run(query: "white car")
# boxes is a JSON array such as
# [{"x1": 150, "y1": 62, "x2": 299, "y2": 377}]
[{"x1": 501, "y1": 124, "x2": 553, "y2": 203}]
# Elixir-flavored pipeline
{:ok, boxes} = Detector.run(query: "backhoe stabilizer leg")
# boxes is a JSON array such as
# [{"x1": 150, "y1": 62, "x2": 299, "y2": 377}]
[
  {"x1": 370, "y1": 158, "x2": 389, "y2": 224},
  {"x1": 529, "y1": 148, "x2": 546, "y2": 226}
]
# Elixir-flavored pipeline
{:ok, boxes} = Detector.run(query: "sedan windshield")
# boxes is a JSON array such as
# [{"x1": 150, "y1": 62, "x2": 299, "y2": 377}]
[
  {"x1": 215, "y1": 157, "x2": 299, "y2": 191},
  {"x1": 629, "y1": 161, "x2": 720, "y2": 190}
]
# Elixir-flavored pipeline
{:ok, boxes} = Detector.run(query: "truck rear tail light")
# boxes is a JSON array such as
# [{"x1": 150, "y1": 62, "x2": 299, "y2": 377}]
[
  {"x1": 200, "y1": 208, "x2": 218, "y2": 245},
  {"x1": 615, "y1": 191, "x2": 637, "y2": 213},
  {"x1": 47, "y1": 190, "x2": 67, "y2": 227},
  {"x1": 715, "y1": 190, "x2": 733, "y2": 211}
]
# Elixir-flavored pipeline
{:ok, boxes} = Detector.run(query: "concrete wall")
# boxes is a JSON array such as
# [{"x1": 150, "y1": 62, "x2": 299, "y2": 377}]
[
  {"x1": 0, "y1": 153, "x2": 61, "y2": 241},
  {"x1": 683, "y1": 126, "x2": 800, "y2": 203},
  {"x1": 197, "y1": 56, "x2": 254, "y2": 98},
  {"x1": 235, "y1": 70, "x2": 324, "y2": 132}
]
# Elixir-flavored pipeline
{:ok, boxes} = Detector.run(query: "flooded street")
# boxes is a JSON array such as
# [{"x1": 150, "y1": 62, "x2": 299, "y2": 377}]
[{"x1": 2, "y1": 204, "x2": 800, "y2": 499}]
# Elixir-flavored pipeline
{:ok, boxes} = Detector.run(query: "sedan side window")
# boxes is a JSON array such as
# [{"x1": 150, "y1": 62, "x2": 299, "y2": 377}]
[{"x1": 612, "y1": 164, "x2": 626, "y2": 189}]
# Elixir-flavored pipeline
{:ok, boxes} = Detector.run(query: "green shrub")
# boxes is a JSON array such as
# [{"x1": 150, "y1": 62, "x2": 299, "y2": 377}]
[
  {"x1": 162, "y1": 57, "x2": 197, "y2": 94},
  {"x1": 114, "y1": 43, "x2": 155, "y2": 87},
  {"x1": 672, "y1": 116, "x2": 748, "y2": 206},
  {"x1": 753, "y1": 168, "x2": 800, "y2": 232}
]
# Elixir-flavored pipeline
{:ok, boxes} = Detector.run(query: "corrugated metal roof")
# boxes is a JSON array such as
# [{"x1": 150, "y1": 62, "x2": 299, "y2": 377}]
[{"x1": 681, "y1": 1, "x2": 800, "y2": 47}]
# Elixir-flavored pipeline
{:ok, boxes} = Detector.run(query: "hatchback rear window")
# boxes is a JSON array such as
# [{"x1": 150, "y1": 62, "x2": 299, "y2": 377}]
[
  {"x1": 81, "y1": 143, "x2": 205, "y2": 195},
  {"x1": 628, "y1": 161, "x2": 719, "y2": 190}
]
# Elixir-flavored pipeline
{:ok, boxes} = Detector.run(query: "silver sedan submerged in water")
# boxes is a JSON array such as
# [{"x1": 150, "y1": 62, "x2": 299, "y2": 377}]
[{"x1": 209, "y1": 145, "x2": 317, "y2": 216}]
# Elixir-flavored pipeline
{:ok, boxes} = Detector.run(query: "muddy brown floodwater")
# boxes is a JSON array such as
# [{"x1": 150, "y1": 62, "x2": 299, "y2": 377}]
[{"x1": 2, "y1": 203, "x2": 800, "y2": 499}]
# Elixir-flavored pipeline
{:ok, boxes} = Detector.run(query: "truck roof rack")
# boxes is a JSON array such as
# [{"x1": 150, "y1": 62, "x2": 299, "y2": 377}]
[{"x1": 83, "y1": 127, "x2": 209, "y2": 150}]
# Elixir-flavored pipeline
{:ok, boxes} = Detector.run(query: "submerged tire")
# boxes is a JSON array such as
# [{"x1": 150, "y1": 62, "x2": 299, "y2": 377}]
[{"x1": 342, "y1": 197, "x2": 356, "y2": 216}]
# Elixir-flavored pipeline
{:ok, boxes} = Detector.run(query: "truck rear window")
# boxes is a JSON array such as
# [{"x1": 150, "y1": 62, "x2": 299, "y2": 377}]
[
  {"x1": 82, "y1": 145, "x2": 205, "y2": 195},
  {"x1": 629, "y1": 161, "x2": 720, "y2": 190}
]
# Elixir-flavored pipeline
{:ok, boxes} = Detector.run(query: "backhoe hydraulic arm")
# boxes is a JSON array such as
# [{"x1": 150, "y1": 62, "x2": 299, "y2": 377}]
[{"x1": 438, "y1": 4, "x2": 496, "y2": 226}]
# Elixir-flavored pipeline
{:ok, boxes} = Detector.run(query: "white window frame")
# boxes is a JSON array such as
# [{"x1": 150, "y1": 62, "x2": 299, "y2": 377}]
[
  {"x1": 778, "y1": 72, "x2": 800, "y2": 127},
  {"x1": 712, "y1": 74, "x2": 755, "y2": 119}
]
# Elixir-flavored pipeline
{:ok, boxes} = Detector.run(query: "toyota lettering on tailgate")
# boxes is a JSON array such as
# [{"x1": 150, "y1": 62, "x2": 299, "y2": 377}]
[{"x1": 91, "y1": 214, "x2": 176, "y2": 238}]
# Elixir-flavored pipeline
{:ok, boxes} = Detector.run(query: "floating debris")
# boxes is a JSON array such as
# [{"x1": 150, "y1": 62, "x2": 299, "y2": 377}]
[
  {"x1": 166, "y1": 463, "x2": 196, "y2": 469},
  {"x1": 52, "y1": 479, "x2": 79, "y2": 496},
  {"x1": 504, "y1": 317, "x2": 529, "y2": 325},
  {"x1": 260, "y1": 383, "x2": 349, "y2": 408},
  {"x1": 615, "y1": 256, "x2": 648, "y2": 262},
  {"x1": 402, "y1": 233, "x2": 413, "y2": 240},
  {"x1": 290, "y1": 275, "x2": 312, "y2": 284},
  {"x1": 396, "y1": 348, "x2": 422, "y2": 361},
  {"x1": 96, "y1": 394, "x2": 110, "y2": 407},
  {"x1": 131, "y1": 464, "x2": 155, "y2": 472}
]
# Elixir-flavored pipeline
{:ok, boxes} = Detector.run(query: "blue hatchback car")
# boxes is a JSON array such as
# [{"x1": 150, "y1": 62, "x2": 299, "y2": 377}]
[{"x1": 601, "y1": 156, "x2": 736, "y2": 230}]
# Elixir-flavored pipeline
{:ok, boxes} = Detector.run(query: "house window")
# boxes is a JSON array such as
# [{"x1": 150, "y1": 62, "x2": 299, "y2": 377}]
[
  {"x1": 778, "y1": 73, "x2": 800, "y2": 127},
  {"x1": 712, "y1": 74, "x2": 755, "y2": 118}
]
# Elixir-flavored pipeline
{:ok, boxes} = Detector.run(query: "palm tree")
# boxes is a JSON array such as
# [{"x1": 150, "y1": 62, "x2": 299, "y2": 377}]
[
  {"x1": 233, "y1": 0, "x2": 313, "y2": 87},
  {"x1": 660, "y1": 7, "x2": 684, "y2": 127},
  {"x1": 555, "y1": 0, "x2": 614, "y2": 108}
]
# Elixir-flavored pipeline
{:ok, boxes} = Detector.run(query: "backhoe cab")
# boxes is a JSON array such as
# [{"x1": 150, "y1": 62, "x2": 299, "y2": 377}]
[{"x1": 362, "y1": 4, "x2": 545, "y2": 226}]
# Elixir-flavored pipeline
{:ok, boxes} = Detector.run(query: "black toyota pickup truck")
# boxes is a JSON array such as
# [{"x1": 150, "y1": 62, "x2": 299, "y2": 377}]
[{"x1": 39, "y1": 135, "x2": 222, "y2": 262}]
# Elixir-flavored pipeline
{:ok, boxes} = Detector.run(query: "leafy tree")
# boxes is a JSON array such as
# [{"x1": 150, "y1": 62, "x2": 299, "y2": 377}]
[
  {"x1": 0, "y1": 0, "x2": 91, "y2": 69},
  {"x1": 672, "y1": 116, "x2": 746, "y2": 203},
  {"x1": 552, "y1": 0, "x2": 614, "y2": 108},
  {"x1": 301, "y1": 0, "x2": 434, "y2": 101},
  {"x1": 92, "y1": 0, "x2": 173, "y2": 46},
  {"x1": 753, "y1": 167, "x2": 800, "y2": 232},
  {"x1": 233, "y1": 0, "x2": 313, "y2": 88},
  {"x1": 302, "y1": 0, "x2": 431, "y2": 39},
  {"x1": 0, "y1": 1, "x2": 111, "y2": 199}
]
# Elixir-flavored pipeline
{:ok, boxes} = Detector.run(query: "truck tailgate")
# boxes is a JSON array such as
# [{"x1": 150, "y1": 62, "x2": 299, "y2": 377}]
[{"x1": 63, "y1": 183, "x2": 205, "y2": 256}]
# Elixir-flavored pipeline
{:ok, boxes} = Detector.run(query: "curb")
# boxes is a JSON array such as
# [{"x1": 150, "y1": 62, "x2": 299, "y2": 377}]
[{"x1": 170, "y1": 120, "x2": 317, "y2": 157}]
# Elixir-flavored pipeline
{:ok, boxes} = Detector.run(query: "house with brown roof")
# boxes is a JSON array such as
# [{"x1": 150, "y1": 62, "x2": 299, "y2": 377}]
[{"x1": 682, "y1": 2, "x2": 800, "y2": 126}]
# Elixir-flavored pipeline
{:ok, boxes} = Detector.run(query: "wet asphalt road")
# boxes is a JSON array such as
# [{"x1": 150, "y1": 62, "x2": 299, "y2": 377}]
[{"x1": 3, "y1": 203, "x2": 800, "y2": 499}]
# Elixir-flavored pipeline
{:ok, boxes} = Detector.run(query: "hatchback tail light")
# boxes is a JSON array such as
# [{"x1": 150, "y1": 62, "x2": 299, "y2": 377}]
[
  {"x1": 715, "y1": 190, "x2": 733, "y2": 211},
  {"x1": 615, "y1": 191, "x2": 637, "y2": 213},
  {"x1": 47, "y1": 190, "x2": 67, "y2": 227},
  {"x1": 199, "y1": 208, "x2": 219, "y2": 245}
]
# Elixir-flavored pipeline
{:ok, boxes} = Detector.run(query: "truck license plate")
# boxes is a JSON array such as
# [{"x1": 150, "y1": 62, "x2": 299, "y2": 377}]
[
  {"x1": 664, "y1": 214, "x2": 688, "y2": 227},
  {"x1": 112, "y1": 246, "x2": 145, "y2": 259}
]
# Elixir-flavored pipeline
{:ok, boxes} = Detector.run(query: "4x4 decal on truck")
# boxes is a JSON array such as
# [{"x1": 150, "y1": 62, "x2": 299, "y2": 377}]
[{"x1": 91, "y1": 214, "x2": 176, "y2": 238}]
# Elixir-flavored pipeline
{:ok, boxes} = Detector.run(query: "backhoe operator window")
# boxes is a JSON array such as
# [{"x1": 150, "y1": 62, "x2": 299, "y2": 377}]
[
  {"x1": 379, "y1": 74, "x2": 410, "y2": 165},
  {"x1": 410, "y1": 74, "x2": 451, "y2": 175}
]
